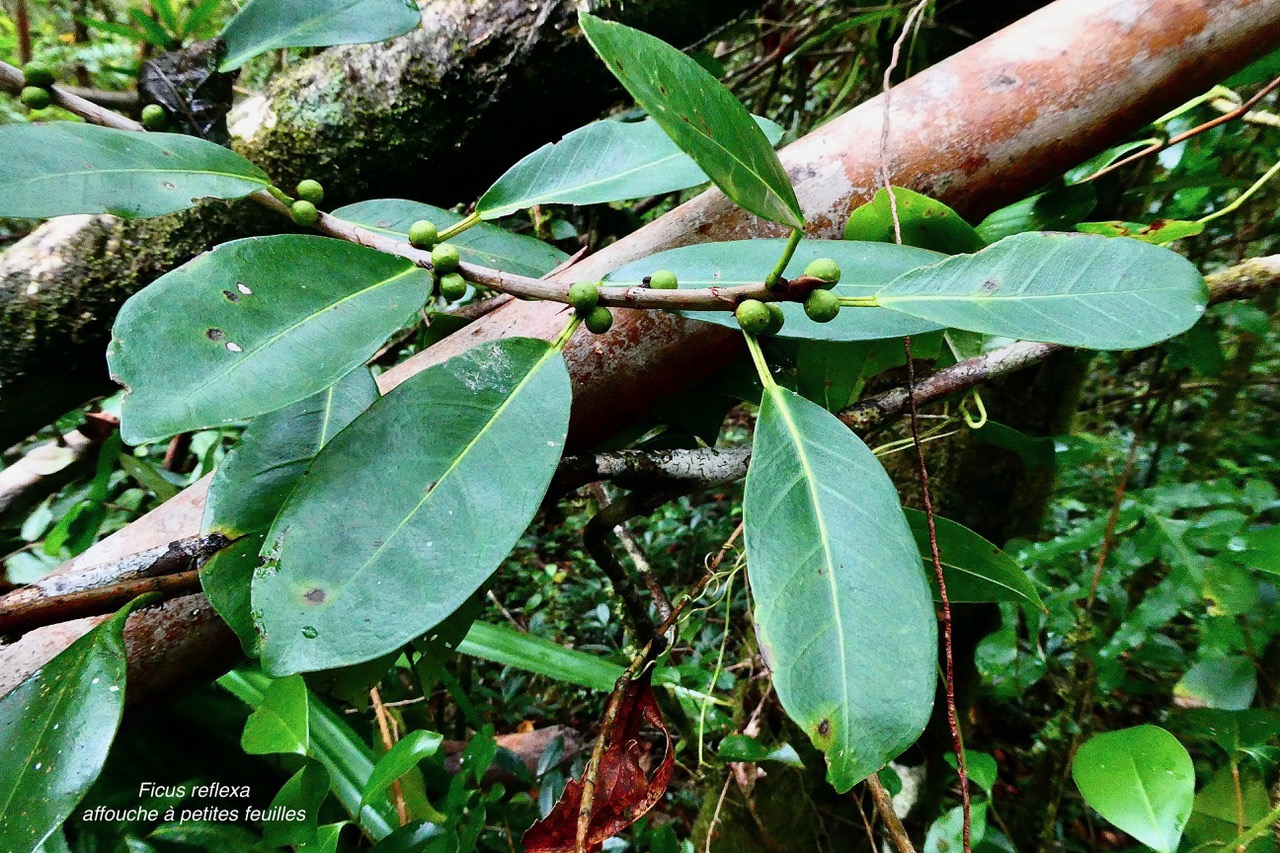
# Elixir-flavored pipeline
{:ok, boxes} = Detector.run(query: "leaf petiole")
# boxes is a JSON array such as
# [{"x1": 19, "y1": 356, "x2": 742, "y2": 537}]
[
  {"x1": 764, "y1": 227, "x2": 803, "y2": 288},
  {"x1": 742, "y1": 330, "x2": 777, "y2": 391},
  {"x1": 838, "y1": 296, "x2": 880, "y2": 307},
  {"x1": 436, "y1": 212, "x2": 482, "y2": 242},
  {"x1": 552, "y1": 313, "x2": 583, "y2": 352}
]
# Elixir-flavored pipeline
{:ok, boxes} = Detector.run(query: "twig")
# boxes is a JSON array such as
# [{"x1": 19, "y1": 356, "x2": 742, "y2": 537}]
[
  {"x1": 588, "y1": 484, "x2": 673, "y2": 623},
  {"x1": 1081, "y1": 73, "x2": 1280, "y2": 183},
  {"x1": 866, "y1": 772, "x2": 917, "y2": 853},
  {"x1": 0, "y1": 569, "x2": 202, "y2": 637},
  {"x1": 370, "y1": 686, "x2": 409, "y2": 826}
]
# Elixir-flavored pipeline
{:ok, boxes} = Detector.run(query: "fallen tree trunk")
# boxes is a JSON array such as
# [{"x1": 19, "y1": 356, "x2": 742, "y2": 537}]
[
  {"x1": 3, "y1": 0, "x2": 1279, "y2": 702},
  {"x1": 0, "y1": 0, "x2": 759, "y2": 450}
]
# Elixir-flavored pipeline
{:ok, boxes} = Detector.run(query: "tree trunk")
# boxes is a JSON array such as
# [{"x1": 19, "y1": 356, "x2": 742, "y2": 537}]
[
  {"x1": 0, "y1": 0, "x2": 760, "y2": 449},
  {"x1": 3, "y1": 0, "x2": 1279, "y2": 720}
]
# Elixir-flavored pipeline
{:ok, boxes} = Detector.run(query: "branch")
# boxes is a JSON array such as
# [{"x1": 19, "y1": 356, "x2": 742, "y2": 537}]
[{"x1": 5, "y1": 0, "x2": 1280, "y2": 701}]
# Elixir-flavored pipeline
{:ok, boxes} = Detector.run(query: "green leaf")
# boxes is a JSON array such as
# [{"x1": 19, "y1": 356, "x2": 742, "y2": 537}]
[
  {"x1": 219, "y1": 0, "x2": 422, "y2": 71},
  {"x1": 1072, "y1": 725, "x2": 1195, "y2": 853},
  {"x1": 845, "y1": 187, "x2": 985, "y2": 254},
  {"x1": 903, "y1": 509, "x2": 1044, "y2": 609},
  {"x1": 242, "y1": 673, "x2": 310, "y2": 756},
  {"x1": 944, "y1": 750, "x2": 999, "y2": 797},
  {"x1": 361, "y1": 730, "x2": 445, "y2": 808},
  {"x1": 0, "y1": 597, "x2": 147, "y2": 852},
  {"x1": 602, "y1": 238, "x2": 942, "y2": 340},
  {"x1": 0, "y1": 123, "x2": 271, "y2": 219},
  {"x1": 333, "y1": 199, "x2": 567, "y2": 279},
  {"x1": 204, "y1": 368, "x2": 379, "y2": 539},
  {"x1": 264, "y1": 762, "x2": 330, "y2": 848},
  {"x1": 254, "y1": 338, "x2": 571, "y2": 674},
  {"x1": 477, "y1": 115, "x2": 784, "y2": 218},
  {"x1": 1183, "y1": 767, "x2": 1277, "y2": 853},
  {"x1": 715, "y1": 735, "x2": 804, "y2": 767},
  {"x1": 745, "y1": 387, "x2": 936, "y2": 791},
  {"x1": 875, "y1": 232, "x2": 1207, "y2": 349},
  {"x1": 1076, "y1": 219, "x2": 1205, "y2": 244},
  {"x1": 109, "y1": 235, "x2": 431, "y2": 444},
  {"x1": 925, "y1": 803, "x2": 989, "y2": 853},
  {"x1": 975, "y1": 184, "x2": 1096, "y2": 243},
  {"x1": 199, "y1": 532, "x2": 267, "y2": 655},
  {"x1": 1174, "y1": 656, "x2": 1257, "y2": 711},
  {"x1": 579, "y1": 13, "x2": 803, "y2": 229},
  {"x1": 219, "y1": 668, "x2": 397, "y2": 839}
]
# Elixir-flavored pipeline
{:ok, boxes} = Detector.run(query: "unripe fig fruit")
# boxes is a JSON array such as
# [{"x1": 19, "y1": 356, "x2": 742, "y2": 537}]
[
  {"x1": 648, "y1": 269, "x2": 678, "y2": 289},
  {"x1": 804, "y1": 289, "x2": 841, "y2": 323},
  {"x1": 439, "y1": 273, "x2": 468, "y2": 301},
  {"x1": 408, "y1": 219, "x2": 438, "y2": 249},
  {"x1": 290, "y1": 200, "x2": 319, "y2": 227},
  {"x1": 764, "y1": 302, "x2": 786, "y2": 335},
  {"x1": 569, "y1": 282, "x2": 601, "y2": 313},
  {"x1": 20, "y1": 86, "x2": 51, "y2": 110},
  {"x1": 141, "y1": 104, "x2": 167, "y2": 131},
  {"x1": 584, "y1": 305, "x2": 613, "y2": 334},
  {"x1": 431, "y1": 242, "x2": 461, "y2": 274},
  {"x1": 296, "y1": 179, "x2": 324, "y2": 205},
  {"x1": 735, "y1": 299, "x2": 772, "y2": 335},
  {"x1": 23, "y1": 62, "x2": 54, "y2": 88},
  {"x1": 805, "y1": 257, "x2": 842, "y2": 288}
]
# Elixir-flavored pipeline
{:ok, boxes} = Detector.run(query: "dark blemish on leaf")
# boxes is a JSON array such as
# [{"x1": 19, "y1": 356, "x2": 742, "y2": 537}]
[
  {"x1": 163, "y1": 181, "x2": 176, "y2": 189},
  {"x1": 981, "y1": 279, "x2": 1000, "y2": 294},
  {"x1": 818, "y1": 719, "x2": 831, "y2": 737},
  {"x1": 206, "y1": 328, "x2": 225, "y2": 341},
  {"x1": 222, "y1": 289, "x2": 240, "y2": 302},
  {"x1": 658, "y1": 85, "x2": 667, "y2": 95},
  {"x1": 303, "y1": 588, "x2": 326, "y2": 604},
  {"x1": 160, "y1": 149, "x2": 174, "y2": 157}
]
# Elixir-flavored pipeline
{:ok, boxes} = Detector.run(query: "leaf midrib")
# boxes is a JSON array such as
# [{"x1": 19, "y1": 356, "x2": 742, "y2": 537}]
[
  {"x1": 341, "y1": 342, "x2": 560, "y2": 590},
  {"x1": 766, "y1": 387, "x2": 851, "y2": 746}
]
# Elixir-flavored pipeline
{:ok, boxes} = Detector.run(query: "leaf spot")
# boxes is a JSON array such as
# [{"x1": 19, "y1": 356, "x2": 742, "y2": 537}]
[
  {"x1": 225, "y1": 341, "x2": 243, "y2": 353},
  {"x1": 222, "y1": 289, "x2": 240, "y2": 302},
  {"x1": 206, "y1": 328, "x2": 225, "y2": 341},
  {"x1": 303, "y1": 588, "x2": 326, "y2": 604},
  {"x1": 981, "y1": 278, "x2": 1000, "y2": 294},
  {"x1": 818, "y1": 719, "x2": 831, "y2": 737},
  {"x1": 162, "y1": 181, "x2": 177, "y2": 189},
  {"x1": 237, "y1": 282, "x2": 253, "y2": 294}
]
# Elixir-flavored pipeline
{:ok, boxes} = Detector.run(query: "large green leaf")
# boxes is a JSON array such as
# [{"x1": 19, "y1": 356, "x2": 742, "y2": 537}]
[
  {"x1": 201, "y1": 370, "x2": 379, "y2": 653},
  {"x1": 477, "y1": 116, "x2": 783, "y2": 218},
  {"x1": 579, "y1": 13, "x2": 803, "y2": 229},
  {"x1": 109, "y1": 235, "x2": 431, "y2": 444},
  {"x1": 903, "y1": 509, "x2": 1044, "y2": 609},
  {"x1": 204, "y1": 368, "x2": 380, "y2": 539},
  {"x1": 875, "y1": 232, "x2": 1207, "y2": 349},
  {"x1": 1072, "y1": 725, "x2": 1195, "y2": 853},
  {"x1": 0, "y1": 598, "x2": 147, "y2": 851},
  {"x1": 602, "y1": 239, "x2": 942, "y2": 340},
  {"x1": 0, "y1": 123, "x2": 271, "y2": 219},
  {"x1": 845, "y1": 187, "x2": 985, "y2": 255},
  {"x1": 333, "y1": 199, "x2": 567, "y2": 279},
  {"x1": 220, "y1": 0, "x2": 422, "y2": 70},
  {"x1": 745, "y1": 386, "x2": 936, "y2": 791},
  {"x1": 975, "y1": 184, "x2": 1096, "y2": 243},
  {"x1": 254, "y1": 338, "x2": 571, "y2": 675}
]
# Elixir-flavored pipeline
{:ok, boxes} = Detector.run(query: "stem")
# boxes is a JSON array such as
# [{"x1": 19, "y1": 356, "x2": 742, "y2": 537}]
[
  {"x1": 267, "y1": 185, "x2": 294, "y2": 206},
  {"x1": 1198, "y1": 157, "x2": 1280, "y2": 225},
  {"x1": 1230, "y1": 800, "x2": 1280, "y2": 848},
  {"x1": 742, "y1": 332, "x2": 777, "y2": 390},
  {"x1": 551, "y1": 314, "x2": 582, "y2": 351},
  {"x1": 436, "y1": 212, "x2": 481, "y2": 242},
  {"x1": 764, "y1": 227, "x2": 803, "y2": 288}
]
